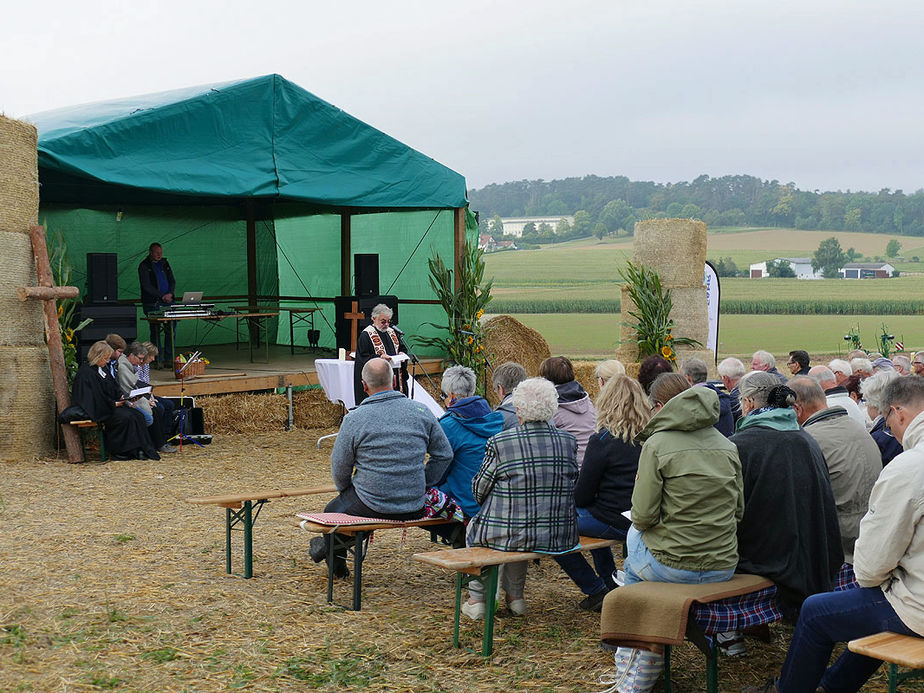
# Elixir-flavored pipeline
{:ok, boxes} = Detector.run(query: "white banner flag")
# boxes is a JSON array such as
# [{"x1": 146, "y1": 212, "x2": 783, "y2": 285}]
[{"x1": 703, "y1": 262, "x2": 720, "y2": 360}]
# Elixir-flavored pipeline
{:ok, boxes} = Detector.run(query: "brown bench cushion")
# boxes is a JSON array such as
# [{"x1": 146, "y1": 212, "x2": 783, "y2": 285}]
[{"x1": 600, "y1": 574, "x2": 774, "y2": 647}]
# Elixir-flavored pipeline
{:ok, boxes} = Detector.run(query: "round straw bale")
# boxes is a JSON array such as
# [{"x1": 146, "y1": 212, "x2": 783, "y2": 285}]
[
  {"x1": 0, "y1": 345, "x2": 55, "y2": 460},
  {"x1": 0, "y1": 231, "x2": 44, "y2": 346},
  {"x1": 0, "y1": 116, "x2": 39, "y2": 235},
  {"x1": 571, "y1": 361, "x2": 601, "y2": 399},
  {"x1": 482, "y1": 315, "x2": 552, "y2": 405}
]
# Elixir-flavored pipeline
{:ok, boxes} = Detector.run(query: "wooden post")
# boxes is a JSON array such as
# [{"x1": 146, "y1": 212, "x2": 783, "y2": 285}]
[
  {"x1": 25, "y1": 226, "x2": 84, "y2": 462},
  {"x1": 453, "y1": 207, "x2": 466, "y2": 291},
  {"x1": 341, "y1": 213, "x2": 352, "y2": 296},
  {"x1": 344, "y1": 301, "x2": 365, "y2": 358}
]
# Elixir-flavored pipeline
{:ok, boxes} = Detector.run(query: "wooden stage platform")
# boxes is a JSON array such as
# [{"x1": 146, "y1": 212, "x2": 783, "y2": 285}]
[{"x1": 146, "y1": 343, "x2": 444, "y2": 398}]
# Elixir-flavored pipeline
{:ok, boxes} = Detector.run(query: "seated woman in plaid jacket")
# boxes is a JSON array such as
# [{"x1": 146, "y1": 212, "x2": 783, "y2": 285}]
[{"x1": 462, "y1": 377, "x2": 580, "y2": 619}]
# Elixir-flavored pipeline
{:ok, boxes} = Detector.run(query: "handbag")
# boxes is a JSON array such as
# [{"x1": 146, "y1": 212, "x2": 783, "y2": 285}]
[{"x1": 58, "y1": 404, "x2": 91, "y2": 423}]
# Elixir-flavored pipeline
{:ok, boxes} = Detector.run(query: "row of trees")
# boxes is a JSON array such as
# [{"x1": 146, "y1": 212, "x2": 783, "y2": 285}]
[{"x1": 470, "y1": 174, "x2": 924, "y2": 237}]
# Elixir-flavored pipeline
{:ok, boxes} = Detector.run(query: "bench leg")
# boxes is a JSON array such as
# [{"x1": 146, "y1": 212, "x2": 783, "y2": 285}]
[
  {"x1": 891, "y1": 663, "x2": 898, "y2": 693},
  {"x1": 453, "y1": 572, "x2": 464, "y2": 648},
  {"x1": 224, "y1": 500, "x2": 264, "y2": 579},
  {"x1": 664, "y1": 644, "x2": 671, "y2": 693},
  {"x1": 97, "y1": 424, "x2": 107, "y2": 461},
  {"x1": 352, "y1": 531, "x2": 370, "y2": 611},
  {"x1": 481, "y1": 565, "x2": 499, "y2": 657}
]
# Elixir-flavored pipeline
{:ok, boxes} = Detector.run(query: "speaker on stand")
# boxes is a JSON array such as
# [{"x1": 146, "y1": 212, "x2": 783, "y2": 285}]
[{"x1": 354, "y1": 253, "x2": 379, "y2": 297}]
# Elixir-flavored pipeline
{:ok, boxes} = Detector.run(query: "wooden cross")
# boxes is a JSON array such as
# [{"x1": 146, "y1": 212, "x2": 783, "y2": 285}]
[
  {"x1": 344, "y1": 301, "x2": 365, "y2": 359},
  {"x1": 19, "y1": 226, "x2": 83, "y2": 463}
]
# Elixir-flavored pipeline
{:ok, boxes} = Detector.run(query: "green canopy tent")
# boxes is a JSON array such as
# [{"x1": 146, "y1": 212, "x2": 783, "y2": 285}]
[{"x1": 30, "y1": 74, "x2": 471, "y2": 355}]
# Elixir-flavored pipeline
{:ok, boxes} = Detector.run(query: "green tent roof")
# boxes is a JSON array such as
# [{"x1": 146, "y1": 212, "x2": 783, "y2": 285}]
[{"x1": 30, "y1": 74, "x2": 467, "y2": 209}]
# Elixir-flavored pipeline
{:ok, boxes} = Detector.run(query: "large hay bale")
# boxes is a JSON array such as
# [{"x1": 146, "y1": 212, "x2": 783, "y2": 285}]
[
  {"x1": 0, "y1": 117, "x2": 38, "y2": 235},
  {"x1": 483, "y1": 315, "x2": 552, "y2": 406},
  {"x1": 572, "y1": 361, "x2": 602, "y2": 400},
  {"x1": 669, "y1": 286, "x2": 708, "y2": 345},
  {"x1": 0, "y1": 346, "x2": 55, "y2": 460},
  {"x1": 292, "y1": 388, "x2": 344, "y2": 430},
  {"x1": 633, "y1": 218, "x2": 707, "y2": 287},
  {"x1": 0, "y1": 231, "x2": 43, "y2": 346},
  {"x1": 198, "y1": 392, "x2": 289, "y2": 434}
]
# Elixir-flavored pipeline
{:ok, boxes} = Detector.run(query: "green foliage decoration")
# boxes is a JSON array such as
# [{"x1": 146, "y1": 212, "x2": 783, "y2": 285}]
[
  {"x1": 618, "y1": 261, "x2": 701, "y2": 363},
  {"x1": 417, "y1": 234, "x2": 493, "y2": 376},
  {"x1": 48, "y1": 228, "x2": 92, "y2": 386}
]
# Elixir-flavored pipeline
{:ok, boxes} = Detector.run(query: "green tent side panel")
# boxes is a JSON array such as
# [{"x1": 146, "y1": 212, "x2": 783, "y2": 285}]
[
  {"x1": 32, "y1": 74, "x2": 467, "y2": 209},
  {"x1": 41, "y1": 205, "x2": 279, "y2": 348},
  {"x1": 273, "y1": 210, "x2": 451, "y2": 357}
]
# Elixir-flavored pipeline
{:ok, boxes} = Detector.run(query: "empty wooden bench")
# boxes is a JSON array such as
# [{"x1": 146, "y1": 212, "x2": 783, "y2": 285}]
[
  {"x1": 414, "y1": 536, "x2": 622, "y2": 656},
  {"x1": 849, "y1": 632, "x2": 924, "y2": 692},
  {"x1": 186, "y1": 485, "x2": 337, "y2": 578},
  {"x1": 294, "y1": 512, "x2": 455, "y2": 611}
]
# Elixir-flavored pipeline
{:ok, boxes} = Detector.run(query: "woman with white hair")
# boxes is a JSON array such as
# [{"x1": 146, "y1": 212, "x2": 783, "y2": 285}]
[
  {"x1": 593, "y1": 359, "x2": 626, "y2": 390},
  {"x1": 861, "y1": 369, "x2": 903, "y2": 465},
  {"x1": 462, "y1": 377, "x2": 579, "y2": 619},
  {"x1": 353, "y1": 303, "x2": 407, "y2": 405}
]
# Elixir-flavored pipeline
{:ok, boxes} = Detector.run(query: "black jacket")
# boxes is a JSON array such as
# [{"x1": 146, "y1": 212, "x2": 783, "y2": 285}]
[
  {"x1": 574, "y1": 428, "x2": 641, "y2": 530},
  {"x1": 138, "y1": 256, "x2": 176, "y2": 305}
]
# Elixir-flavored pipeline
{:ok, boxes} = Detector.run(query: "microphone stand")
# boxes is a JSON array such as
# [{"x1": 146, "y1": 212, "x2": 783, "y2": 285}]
[
  {"x1": 169, "y1": 350, "x2": 205, "y2": 450},
  {"x1": 401, "y1": 335, "x2": 440, "y2": 398}
]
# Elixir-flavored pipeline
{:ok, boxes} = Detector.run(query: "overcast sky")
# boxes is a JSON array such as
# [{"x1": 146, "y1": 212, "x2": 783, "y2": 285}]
[{"x1": 4, "y1": 1, "x2": 923, "y2": 194}]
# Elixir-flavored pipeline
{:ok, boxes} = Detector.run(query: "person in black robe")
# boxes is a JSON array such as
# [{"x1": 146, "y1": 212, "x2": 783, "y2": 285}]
[
  {"x1": 352, "y1": 303, "x2": 408, "y2": 406},
  {"x1": 730, "y1": 372, "x2": 843, "y2": 610},
  {"x1": 71, "y1": 341, "x2": 160, "y2": 460}
]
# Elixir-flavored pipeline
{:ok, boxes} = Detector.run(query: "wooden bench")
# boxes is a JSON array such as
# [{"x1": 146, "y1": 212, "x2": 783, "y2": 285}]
[
  {"x1": 71, "y1": 420, "x2": 107, "y2": 461},
  {"x1": 849, "y1": 632, "x2": 924, "y2": 692},
  {"x1": 186, "y1": 485, "x2": 337, "y2": 578},
  {"x1": 294, "y1": 514, "x2": 455, "y2": 611},
  {"x1": 413, "y1": 537, "x2": 622, "y2": 656}
]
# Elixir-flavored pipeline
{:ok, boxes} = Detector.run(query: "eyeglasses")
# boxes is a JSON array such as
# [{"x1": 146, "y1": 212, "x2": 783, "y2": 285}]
[{"x1": 885, "y1": 405, "x2": 901, "y2": 426}]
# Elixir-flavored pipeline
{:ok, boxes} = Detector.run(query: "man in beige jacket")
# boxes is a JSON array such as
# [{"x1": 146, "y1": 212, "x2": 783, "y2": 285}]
[{"x1": 745, "y1": 375, "x2": 924, "y2": 693}]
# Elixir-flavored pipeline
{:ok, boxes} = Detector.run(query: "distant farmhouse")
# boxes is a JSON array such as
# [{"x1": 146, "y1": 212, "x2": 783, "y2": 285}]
[
  {"x1": 501, "y1": 215, "x2": 574, "y2": 237},
  {"x1": 841, "y1": 262, "x2": 895, "y2": 278},
  {"x1": 749, "y1": 257, "x2": 821, "y2": 279},
  {"x1": 749, "y1": 258, "x2": 895, "y2": 279},
  {"x1": 478, "y1": 234, "x2": 517, "y2": 252}
]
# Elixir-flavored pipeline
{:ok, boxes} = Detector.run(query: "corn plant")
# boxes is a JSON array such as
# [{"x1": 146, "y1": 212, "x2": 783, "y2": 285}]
[
  {"x1": 618, "y1": 261, "x2": 700, "y2": 363},
  {"x1": 48, "y1": 228, "x2": 92, "y2": 385}
]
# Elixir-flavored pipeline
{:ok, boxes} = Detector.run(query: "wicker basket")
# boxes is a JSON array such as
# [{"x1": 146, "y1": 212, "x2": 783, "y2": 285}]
[{"x1": 175, "y1": 359, "x2": 206, "y2": 379}]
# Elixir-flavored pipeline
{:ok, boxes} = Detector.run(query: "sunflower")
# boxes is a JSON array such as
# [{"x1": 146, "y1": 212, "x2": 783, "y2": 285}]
[
  {"x1": 475, "y1": 309, "x2": 484, "y2": 319},
  {"x1": 661, "y1": 345, "x2": 673, "y2": 359},
  {"x1": 467, "y1": 336, "x2": 474, "y2": 345}
]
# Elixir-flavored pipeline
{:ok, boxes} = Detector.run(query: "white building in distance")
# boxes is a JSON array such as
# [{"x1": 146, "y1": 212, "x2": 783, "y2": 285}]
[
  {"x1": 749, "y1": 257, "x2": 822, "y2": 279},
  {"x1": 501, "y1": 216, "x2": 574, "y2": 237}
]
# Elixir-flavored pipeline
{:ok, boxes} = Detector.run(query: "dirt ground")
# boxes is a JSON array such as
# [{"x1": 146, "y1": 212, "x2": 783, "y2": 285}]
[{"x1": 0, "y1": 427, "x2": 893, "y2": 692}]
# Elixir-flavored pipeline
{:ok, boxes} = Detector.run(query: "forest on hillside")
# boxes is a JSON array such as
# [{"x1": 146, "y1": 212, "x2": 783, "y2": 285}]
[{"x1": 468, "y1": 174, "x2": 924, "y2": 239}]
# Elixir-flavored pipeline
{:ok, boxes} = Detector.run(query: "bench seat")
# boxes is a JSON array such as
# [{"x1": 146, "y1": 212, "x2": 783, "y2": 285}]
[
  {"x1": 185, "y1": 484, "x2": 337, "y2": 578},
  {"x1": 295, "y1": 512, "x2": 455, "y2": 611},
  {"x1": 849, "y1": 632, "x2": 924, "y2": 691},
  {"x1": 413, "y1": 537, "x2": 622, "y2": 656}
]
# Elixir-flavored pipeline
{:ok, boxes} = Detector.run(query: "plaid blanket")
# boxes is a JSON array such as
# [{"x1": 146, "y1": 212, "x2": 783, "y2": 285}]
[{"x1": 691, "y1": 563, "x2": 859, "y2": 635}]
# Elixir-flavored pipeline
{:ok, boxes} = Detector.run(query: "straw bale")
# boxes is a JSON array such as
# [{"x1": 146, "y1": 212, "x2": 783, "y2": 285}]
[
  {"x1": 572, "y1": 361, "x2": 602, "y2": 400},
  {"x1": 0, "y1": 345, "x2": 55, "y2": 460},
  {"x1": 0, "y1": 230, "x2": 44, "y2": 346},
  {"x1": 633, "y1": 218, "x2": 707, "y2": 287},
  {"x1": 483, "y1": 315, "x2": 552, "y2": 405},
  {"x1": 292, "y1": 388, "x2": 345, "y2": 430},
  {"x1": 669, "y1": 285, "x2": 708, "y2": 345},
  {"x1": 198, "y1": 392, "x2": 289, "y2": 434},
  {"x1": 0, "y1": 117, "x2": 38, "y2": 235}
]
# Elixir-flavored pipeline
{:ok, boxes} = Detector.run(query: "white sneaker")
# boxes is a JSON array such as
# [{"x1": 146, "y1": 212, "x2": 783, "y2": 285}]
[
  {"x1": 461, "y1": 600, "x2": 485, "y2": 620},
  {"x1": 716, "y1": 630, "x2": 746, "y2": 657},
  {"x1": 507, "y1": 598, "x2": 527, "y2": 616}
]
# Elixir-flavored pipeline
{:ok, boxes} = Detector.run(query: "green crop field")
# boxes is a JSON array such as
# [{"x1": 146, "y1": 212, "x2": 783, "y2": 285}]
[
  {"x1": 481, "y1": 227, "x2": 924, "y2": 358},
  {"x1": 494, "y1": 313, "x2": 922, "y2": 359}
]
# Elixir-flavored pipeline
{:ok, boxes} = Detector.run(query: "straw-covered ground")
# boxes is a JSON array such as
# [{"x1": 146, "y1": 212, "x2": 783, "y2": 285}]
[{"x1": 1, "y1": 424, "x2": 893, "y2": 692}]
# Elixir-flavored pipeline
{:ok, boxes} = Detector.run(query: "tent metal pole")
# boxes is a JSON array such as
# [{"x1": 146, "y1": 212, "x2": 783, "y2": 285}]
[
  {"x1": 453, "y1": 207, "x2": 466, "y2": 291},
  {"x1": 245, "y1": 201, "x2": 258, "y2": 347},
  {"x1": 341, "y1": 213, "x2": 352, "y2": 295}
]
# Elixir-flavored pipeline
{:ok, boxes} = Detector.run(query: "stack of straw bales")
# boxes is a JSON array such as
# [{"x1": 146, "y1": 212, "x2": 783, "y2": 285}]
[
  {"x1": 482, "y1": 315, "x2": 552, "y2": 405},
  {"x1": 0, "y1": 117, "x2": 55, "y2": 461}
]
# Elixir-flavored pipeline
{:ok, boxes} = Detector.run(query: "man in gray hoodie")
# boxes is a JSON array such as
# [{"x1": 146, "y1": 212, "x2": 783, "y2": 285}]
[{"x1": 310, "y1": 358, "x2": 453, "y2": 574}]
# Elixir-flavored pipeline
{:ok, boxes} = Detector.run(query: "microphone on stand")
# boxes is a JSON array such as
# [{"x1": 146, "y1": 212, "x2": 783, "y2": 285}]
[
  {"x1": 391, "y1": 325, "x2": 405, "y2": 336},
  {"x1": 459, "y1": 329, "x2": 475, "y2": 336}
]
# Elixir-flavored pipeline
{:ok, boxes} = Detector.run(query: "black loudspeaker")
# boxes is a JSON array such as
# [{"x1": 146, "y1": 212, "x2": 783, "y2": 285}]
[
  {"x1": 86, "y1": 253, "x2": 119, "y2": 304},
  {"x1": 354, "y1": 254, "x2": 379, "y2": 297},
  {"x1": 75, "y1": 304, "x2": 138, "y2": 362},
  {"x1": 334, "y1": 295, "x2": 399, "y2": 351}
]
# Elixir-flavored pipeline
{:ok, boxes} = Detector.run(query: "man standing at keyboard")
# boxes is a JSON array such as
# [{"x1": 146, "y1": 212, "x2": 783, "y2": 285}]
[
  {"x1": 309, "y1": 357, "x2": 453, "y2": 577},
  {"x1": 138, "y1": 242, "x2": 176, "y2": 369}
]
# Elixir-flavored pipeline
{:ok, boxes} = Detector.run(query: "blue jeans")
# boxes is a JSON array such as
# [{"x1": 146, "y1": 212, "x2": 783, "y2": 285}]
[
  {"x1": 777, "y1": 587, "x2": 917, "y2": 692},
  {"x1": 553, "y1": 508, "x2": 626, "y2": 595},
  {"x1": 623, "y1": 526, "x2": 734, "y2": 586}
]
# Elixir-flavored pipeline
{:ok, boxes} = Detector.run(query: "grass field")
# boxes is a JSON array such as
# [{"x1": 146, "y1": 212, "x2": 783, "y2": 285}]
[
  {"x1": 493, "y1": 313, "x2": 922, "y2": 358},
  {"x1": 484, "y1": 228, "x2": 924, "y2": 290}
]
